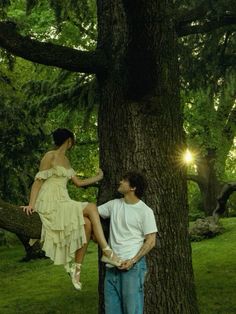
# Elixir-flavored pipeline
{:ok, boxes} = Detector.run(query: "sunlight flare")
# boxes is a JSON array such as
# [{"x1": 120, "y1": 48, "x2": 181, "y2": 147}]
[{"x1": 184, "y1": 149, "x2": 194, "y2": 164}]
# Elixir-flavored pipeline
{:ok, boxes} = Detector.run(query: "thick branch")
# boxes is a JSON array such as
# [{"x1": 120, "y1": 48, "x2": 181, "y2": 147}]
[
  {"x1": 187, "y1": 174, "x2": 205, "y2": 186},
  {"x1": 213, "y1": 182, "x2": 236, "y2": 217},
  {"x1": 176, "y1": 2, "x2": 210, "y2": 25},
  {"x1": 0, "y1": 199, "x2": 42, "y2": 238},
  {"x1": 224, "y1": 106, "x2": 236, "y2": 136},
  {"x1": 0, "y1": 22, "x2": 107, "y2": 74},
  {"x1": 219, "y1": 106, "x2": 236, "y2": 146},
  {"x1": 177, "y1": 14, "x2": 236, "y2": 37}
]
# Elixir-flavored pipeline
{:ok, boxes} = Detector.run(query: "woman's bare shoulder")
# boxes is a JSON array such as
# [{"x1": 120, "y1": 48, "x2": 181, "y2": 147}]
[
  {"x1": 39, "y1": 151, "x2": 55, "y2": 170},
  {"x1": 44, "y1": 150, "x2": 56, "y2": 157}
]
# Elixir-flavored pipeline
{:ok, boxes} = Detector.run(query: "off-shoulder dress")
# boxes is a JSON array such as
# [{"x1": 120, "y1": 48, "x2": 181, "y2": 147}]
[{"x1": 34, "y1": 165, "x2": 88, "y2": 270}]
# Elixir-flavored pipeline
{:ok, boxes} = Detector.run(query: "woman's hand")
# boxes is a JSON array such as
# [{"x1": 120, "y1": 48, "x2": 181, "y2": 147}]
[
  {"x1": 97, "y1": 168, "x2": 104, "y2": 181},
  {"x1": 20, "y1": 205, "x2": 35, "y2": 216}
]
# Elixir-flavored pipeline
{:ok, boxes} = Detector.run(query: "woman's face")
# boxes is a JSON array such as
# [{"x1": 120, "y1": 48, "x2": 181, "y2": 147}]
[{"x1": 67, "y1": 137, "x2": 75, "y2": 149}]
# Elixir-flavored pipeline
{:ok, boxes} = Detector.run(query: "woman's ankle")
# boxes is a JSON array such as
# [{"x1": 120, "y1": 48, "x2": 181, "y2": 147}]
[{"x1": 102, "y1": 246, "x2": 112, "y2": 256}]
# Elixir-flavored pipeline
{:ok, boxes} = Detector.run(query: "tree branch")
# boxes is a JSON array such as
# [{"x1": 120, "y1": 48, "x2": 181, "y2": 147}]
[
  {"x1": 177, "y1": 14, "x2": 236, "y2": 37},
  {"x1": 176, "y1": 2, "x2": 210, "y2": 25},
  {"x1": 213, "y1": 182, "x2": 236, "y2": 217},
  {"x1": 0, "y1": 21, "x2": 107, "y2": 74},
  {"x1": 0, "y1": 199, "x2": 42, "y2": 238},
  {"x1": 222, "y1": 106, "x2": 236, "y2": 140},
  {"x1": 187, "y1": 174, "x2": 205, "y2": 186}
]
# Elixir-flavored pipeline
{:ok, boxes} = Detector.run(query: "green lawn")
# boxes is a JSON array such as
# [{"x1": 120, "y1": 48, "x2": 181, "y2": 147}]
[
  {"x1": 0, "y1": 242, "x2": 99, "y2": 314},
  {"x1": 192, "y1": 218, "x2": 236, "y2": 314},
  {"x1": 0, "y1": 217, "x2": 235, "y2": 314}
]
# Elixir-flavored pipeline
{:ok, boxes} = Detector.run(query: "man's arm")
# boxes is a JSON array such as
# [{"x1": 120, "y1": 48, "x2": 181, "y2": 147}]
[{"x1": 119, "y1": 232, "x2": 156, "y2": 270}]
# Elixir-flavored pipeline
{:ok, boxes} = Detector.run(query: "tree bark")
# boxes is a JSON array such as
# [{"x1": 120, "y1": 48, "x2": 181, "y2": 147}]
[
  {"x1": 0, "y1": 21, "x2": 106, "y2": 74},
  {"x1": 194, "y1": 151, "x2": 224, "y2": 216},
  {"x1": 0, "y1": 199, "x2": 41, "y2": 238},
  {"x1": 96, "y1": 1, "x2": 198, "y2": 313},
  {"x1": 213, "y1": 182, "x2": 236, "y2": 218}
]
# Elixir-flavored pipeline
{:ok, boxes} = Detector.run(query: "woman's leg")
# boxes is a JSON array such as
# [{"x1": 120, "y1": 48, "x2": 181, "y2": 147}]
[
  {"x1": 83, "y1": 203, "x2": 121, "y2": 266},
  {"x1": 70, "y1": 204, "x2": 121, "y2": 290},
  {"x1": 75, "y1": 217, "x2": 92, "y2": 264},
  {"x1": 71, "y1": 217, "x2": 92, "y2": 290},
  {"x1": 83, "y1": 203, "x2": 108, "y2": 249}
]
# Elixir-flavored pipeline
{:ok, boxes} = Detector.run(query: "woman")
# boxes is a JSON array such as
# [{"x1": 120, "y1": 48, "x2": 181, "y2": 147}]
[{"x1": 21, "y1": 128, "x2": 121, "y2": 290}]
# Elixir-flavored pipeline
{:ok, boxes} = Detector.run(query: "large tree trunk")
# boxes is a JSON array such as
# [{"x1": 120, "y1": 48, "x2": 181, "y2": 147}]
[
  {"x1": 196, "y1": 151, "x2": 223, "y2": 216},
  {"x1": 96, "y1": 1, "x2": 198, "y2": 313}
]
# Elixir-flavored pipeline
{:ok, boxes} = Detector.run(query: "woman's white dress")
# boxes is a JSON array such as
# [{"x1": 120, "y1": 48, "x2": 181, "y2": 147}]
[{"x1": 34, "y1": 165, "x2": 88, "y2": 270}]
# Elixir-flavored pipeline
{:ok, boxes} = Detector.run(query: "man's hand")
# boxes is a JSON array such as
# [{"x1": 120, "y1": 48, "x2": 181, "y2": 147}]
[{"x1": 118, "y1": 259, "x2": 136, "y2": 270}]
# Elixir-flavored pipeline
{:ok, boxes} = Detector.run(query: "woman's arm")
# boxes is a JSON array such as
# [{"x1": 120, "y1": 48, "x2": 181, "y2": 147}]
[
  {"x1": 71, "y1": 169, "x2": 103, "y2": 187},
  {"x1": 21, "y1": 152, "x2": 53, "y2": 215},
  {"x1": 28, "y1": 179, "x2": 44, "y2": 208},
  {"x1": 21, "y1": 179, "x2": 44, "y2": 215}
]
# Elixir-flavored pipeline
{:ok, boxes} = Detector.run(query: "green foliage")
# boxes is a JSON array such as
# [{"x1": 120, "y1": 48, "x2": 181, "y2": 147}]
[
  {"x1": 227, "y1": 193, "x2": 236, "y2": 217},
  {"x1": 0, "y1": 58, "x2": 48, "y2": 203},
  {"x1": 181, "y1": 28, "x2": 236, "y2": 180},
  {"x1": 180, "y1": 23, "x2": 236, "y2": 212},
  {"x1": 0, "y1": 53, "x2": 99, "y2": 204},
  {"x1": 0, "y1": 0, "x2": 11, "y2": 19},
  {"x1": 46, "y1": 105, "x2": 99, "y2": 203},
  {"x1": 188, "y1": 181, "x2": 204, "y2": 221},
  {"x1": 0, "y1": 1, "x2": 100, "y2": 204},
  {"x1": 6, "y1": 0, "x2": 97, "y2": 49},
  {"x1": 183, "y1": 72, "x2": 236, "y2": 181}
]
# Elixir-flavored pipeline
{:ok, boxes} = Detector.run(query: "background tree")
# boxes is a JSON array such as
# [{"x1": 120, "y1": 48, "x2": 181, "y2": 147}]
[
  {"x1": 0, "y1": 0, "x2": 236, "y2": 313},
  {"x1": 180, "y1": 27, "x2": 236, "y2": 216}
]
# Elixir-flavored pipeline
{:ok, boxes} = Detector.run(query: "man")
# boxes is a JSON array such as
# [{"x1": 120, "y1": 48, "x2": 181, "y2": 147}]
[{"x1": 98, "y1": 171, "x2": 157, "y2": 314}]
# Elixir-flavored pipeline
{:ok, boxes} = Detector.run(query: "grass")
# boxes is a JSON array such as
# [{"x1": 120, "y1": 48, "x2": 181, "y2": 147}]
[
  {"x1": 0, "y1": 242, "x2": 99, "y2": 314},
  {"x1": 0, "y1": 217, "x2": 235, "y2": 314},
  {"x1": 192, "y1": 218, "x2": 236, "y2": 314}
]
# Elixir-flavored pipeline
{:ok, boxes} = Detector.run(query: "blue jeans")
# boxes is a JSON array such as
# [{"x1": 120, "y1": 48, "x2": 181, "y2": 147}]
[{"x1": 104, "y1": 257, "x2": 147, "y2": 314}]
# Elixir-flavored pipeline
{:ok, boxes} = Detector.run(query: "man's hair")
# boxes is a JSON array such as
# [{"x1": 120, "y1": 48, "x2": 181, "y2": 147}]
[
  {"x1": 52, "y1": 128, "x2": 75, "y2": 147},
  {"x1": 122, "y1": 171, "x2": 147, "y2": 198}
]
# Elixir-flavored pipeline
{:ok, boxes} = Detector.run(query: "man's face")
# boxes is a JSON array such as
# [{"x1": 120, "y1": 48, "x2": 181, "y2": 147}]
[{"x1": 117, "y1": 179, "x2": 134, "y2": 195}]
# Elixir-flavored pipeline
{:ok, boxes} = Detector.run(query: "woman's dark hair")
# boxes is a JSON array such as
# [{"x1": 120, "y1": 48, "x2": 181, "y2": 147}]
[
  {"x1": 52, "y1": 128, "x2": 75, "y2": 147},
  {"x1": 122, "y1": 171, "x2": 147, "y2": 198}
]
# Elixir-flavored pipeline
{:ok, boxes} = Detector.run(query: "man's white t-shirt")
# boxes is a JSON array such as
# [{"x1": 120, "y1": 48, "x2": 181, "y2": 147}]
[{"x1": 98, "y1": 198, "x2": 157, "y2": 260}]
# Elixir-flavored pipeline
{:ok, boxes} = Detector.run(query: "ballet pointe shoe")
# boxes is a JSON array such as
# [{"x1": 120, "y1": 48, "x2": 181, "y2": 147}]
[
  {"x1": 70, "y1": 263, "x2": 82, "y2": 290},
  {"x1": 101, "y1": 246, "x2": 122, "y2": 267}
]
